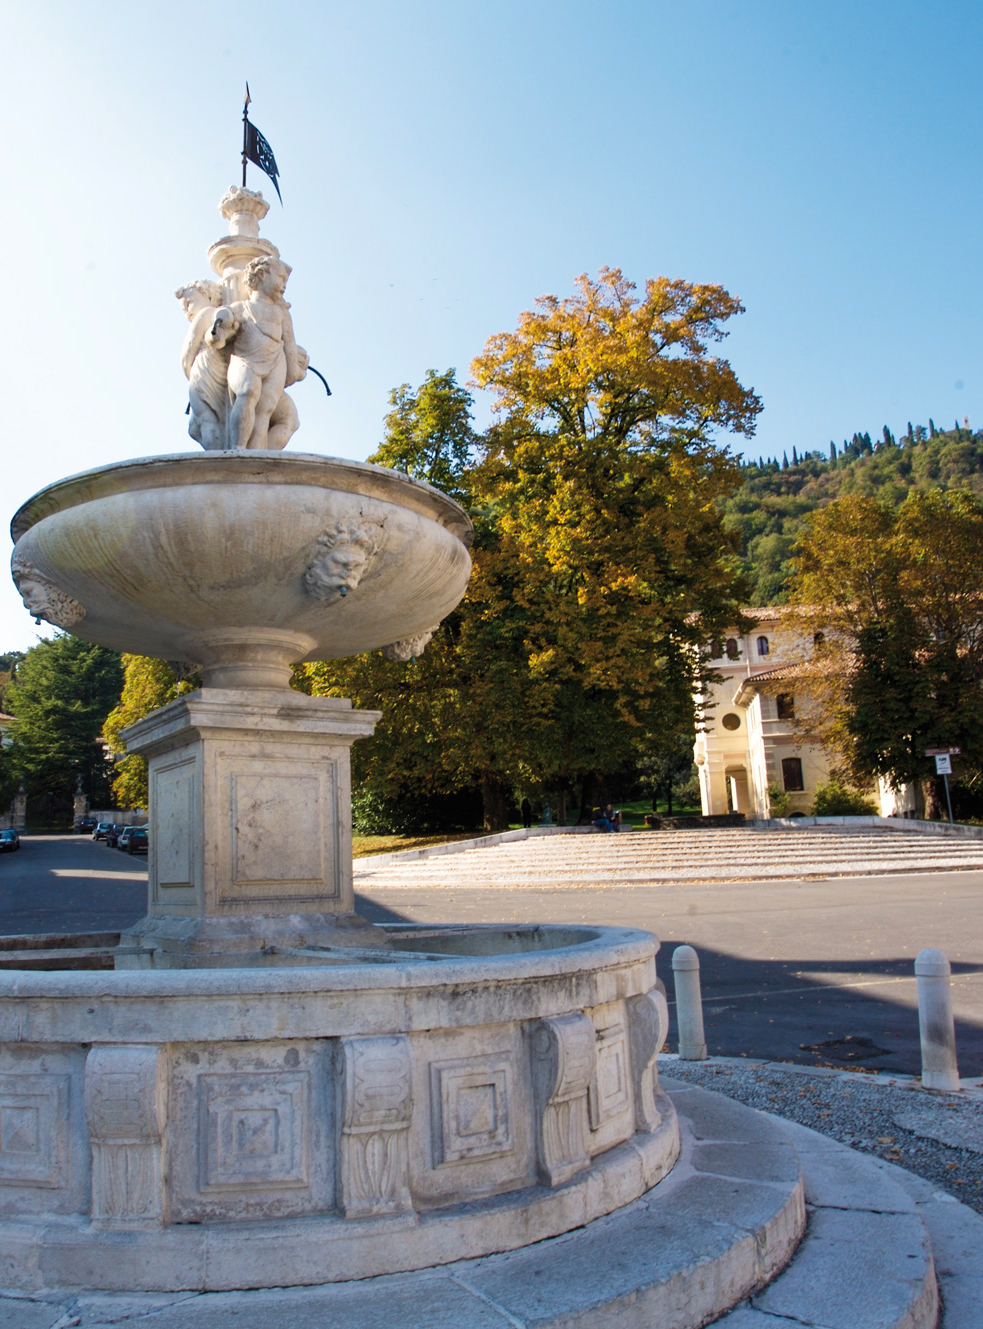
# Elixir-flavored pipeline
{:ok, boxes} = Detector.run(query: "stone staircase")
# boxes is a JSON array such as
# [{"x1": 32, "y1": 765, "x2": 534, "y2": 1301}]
[{"x1": 355, "y1": 824, "x2": 983, "y2": 889}]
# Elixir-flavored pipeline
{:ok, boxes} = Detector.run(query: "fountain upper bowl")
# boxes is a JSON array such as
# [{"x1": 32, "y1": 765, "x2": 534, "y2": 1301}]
[{"x1": 11, "y1": 451, "x2": 473, "y2": 681}]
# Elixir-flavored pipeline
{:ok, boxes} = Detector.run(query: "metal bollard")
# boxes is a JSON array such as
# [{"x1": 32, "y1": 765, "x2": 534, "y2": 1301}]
[
  {"x1": 915, "y1": 947, "x2": 960, "y2": 1091},
  {"x1": 672, "y1": 944, "x2": 708, "y2": 1060}
]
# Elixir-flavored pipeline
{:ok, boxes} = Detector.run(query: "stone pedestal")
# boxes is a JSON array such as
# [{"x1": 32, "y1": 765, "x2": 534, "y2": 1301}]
[
  {"x1": 11, "y1": 782, "x2": 26, "y2": 832},
  {"x1": 73, "y1": 786, "x2": 89, "y2": 827},
  {"x1": 118, "y1": 688, "x2": 381, "y2": 967}
]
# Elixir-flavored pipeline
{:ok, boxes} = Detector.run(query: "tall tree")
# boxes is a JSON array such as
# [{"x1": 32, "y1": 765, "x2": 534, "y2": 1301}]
[
  {"x1": 791, "y1": 490, "x2": 983, "y2": 814},
  {"x1": 5, "y1": 635, "x2": 123, "y2": 823},
  {"x1": 372, "y1": 368, "x2": 477, "y2": 501},
  {"x1": 103, "y1": 657, "x2": 201, "y2": 807},
  {"x1": 470, "y1": 267, "x2": 759, "y2": 817}
]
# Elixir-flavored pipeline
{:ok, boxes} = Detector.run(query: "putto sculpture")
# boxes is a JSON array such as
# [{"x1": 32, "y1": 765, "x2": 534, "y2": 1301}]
[{"x1": 177, "y1": 187, "x2": 308, "y2": 451}]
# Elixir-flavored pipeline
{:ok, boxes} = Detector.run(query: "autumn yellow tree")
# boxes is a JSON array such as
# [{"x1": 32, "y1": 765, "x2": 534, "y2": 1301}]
[
  {"x1": 469, "y1": 268, "x2": 760, "y2": 814},
  {"x1": 792, "y1": 490, "x2": 983, "y2": 816},
  {"x1": 102, "y1": 657, "x2": 201, "y2": 807}
]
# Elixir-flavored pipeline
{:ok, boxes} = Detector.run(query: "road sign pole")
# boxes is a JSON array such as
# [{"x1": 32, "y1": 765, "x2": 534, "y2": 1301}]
[{"x1": 944, "y1": 773, "x2": 954, "y2": 824}]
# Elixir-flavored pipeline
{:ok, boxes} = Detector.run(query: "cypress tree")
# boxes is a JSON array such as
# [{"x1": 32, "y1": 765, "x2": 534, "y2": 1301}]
[
  {"x1": 782, "y1": 451, "x2": 789, "y2": 469},
  {"x1": 929, "y1": 418, "x2": 937, "y2": 438},
  {"x1": 829, "y1": 441, "x2": 837, "y2": 463},
  {"x1": 791, "y1": 446, "x2": 799, "y2": 466}
]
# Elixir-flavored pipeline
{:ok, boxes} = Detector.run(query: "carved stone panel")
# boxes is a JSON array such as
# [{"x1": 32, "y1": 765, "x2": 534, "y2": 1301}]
[
  {"x1": 199, "y1": 1071, "x2": 309, "y2": 1191},
  {"x1": 584, "y1": 1001, "x2": 635, "y2": 1154},
  {"x1": 167, "y1": 1041, "x2": 331, "y2": 1222},
  {"x1": 0, "y1": 1072, "x2": 69, "y2": 1188},
  {"x1": 431, "y1": 1055, "x2": 514, "y2": 1166},
  {"x1": 338, "y1": 1035, "x2": 413, "y2": 1218},
  {"x1": 152, "y1": 754, "x2": 198, "y2": 903},
  {"x1": 529, "y1": 1014, "x2": 595, "y2": 1187},
  {"x1": 230, "y1": 771, "x2": 323, "y2": 889},
  {"x1": 627, "y1": 986, "x2": 669, "y2": 1132},
  {"x1": 213, "y1": 752, "x2": 338, "y2": 906},
  {"x1": 85, "y1": 1045, "x2": 166, "y2": 1226}
]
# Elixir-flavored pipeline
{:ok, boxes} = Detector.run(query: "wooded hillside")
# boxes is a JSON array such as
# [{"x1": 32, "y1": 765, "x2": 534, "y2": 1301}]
[{"x1": 727, "y1": 421, "x2": 983, "y2": 604}]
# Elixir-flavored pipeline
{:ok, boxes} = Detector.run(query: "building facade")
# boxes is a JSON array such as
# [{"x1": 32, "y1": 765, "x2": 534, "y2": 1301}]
[{"x1": 693, "y1": 609, "x2": 832, "y2": 818}]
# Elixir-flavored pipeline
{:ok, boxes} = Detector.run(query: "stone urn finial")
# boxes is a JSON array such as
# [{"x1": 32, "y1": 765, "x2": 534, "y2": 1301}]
[{"x1": 219, "y1": 187, "x2": 270, "y2": 238}]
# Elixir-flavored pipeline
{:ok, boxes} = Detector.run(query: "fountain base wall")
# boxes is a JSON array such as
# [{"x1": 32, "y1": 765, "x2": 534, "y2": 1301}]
[{"x1": 0, "y1": 925, "x2": 679, "y2": 1291}]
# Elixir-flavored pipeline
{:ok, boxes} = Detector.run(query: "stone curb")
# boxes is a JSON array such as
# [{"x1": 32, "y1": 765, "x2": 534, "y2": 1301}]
[
  {"x1": 753, "y1": 814, "x2": 983, "y2": 838},
  {"x1": 659, "y1": 1052, "x2": 983, "y2": 1099},
  {"x1": 356, "y1": 824, "x2": 598, "y2": 867}
]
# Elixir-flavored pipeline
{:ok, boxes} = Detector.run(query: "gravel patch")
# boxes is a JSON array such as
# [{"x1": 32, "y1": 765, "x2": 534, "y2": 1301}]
[{"x1": 663, "y1": 1055, "x2": 983, "y2": 1216}]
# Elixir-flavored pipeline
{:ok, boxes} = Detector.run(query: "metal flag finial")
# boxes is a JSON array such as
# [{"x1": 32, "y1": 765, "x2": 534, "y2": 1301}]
[{"x1": 240, "y1": 85, "x2": 282, "y2": 203}]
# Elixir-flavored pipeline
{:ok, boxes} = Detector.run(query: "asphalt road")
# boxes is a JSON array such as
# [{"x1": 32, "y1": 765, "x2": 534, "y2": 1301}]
[
  {"x1": 356, "y1": 869, "x2": 983, "y2": 1079},
  {"x1": 0, "y1": 833, "x2": 148, "y2": 935},
  {"x1": 2, "y1": 836, "x2": 980, "y2": 1077}
]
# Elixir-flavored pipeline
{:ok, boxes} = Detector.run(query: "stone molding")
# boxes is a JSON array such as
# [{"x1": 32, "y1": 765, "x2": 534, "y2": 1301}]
[
  {"x1": 627, "y1": 986, "x2": 669, "y2": 1132},
  {"x1": 530, "y1": 1013, "x2": 596, "y2": 1186},
  {"x1": 85, "y1": 1045, "x2": 166, "y2": 1227},
  {"x1": 338, "y1": 1035, "x2": 413, "y2": 1217}
]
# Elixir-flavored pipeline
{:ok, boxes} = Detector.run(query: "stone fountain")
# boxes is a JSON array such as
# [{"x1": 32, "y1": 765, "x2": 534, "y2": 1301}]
[{"x1": 0, "y1": 191, "x2": 940, "y2": 1328}]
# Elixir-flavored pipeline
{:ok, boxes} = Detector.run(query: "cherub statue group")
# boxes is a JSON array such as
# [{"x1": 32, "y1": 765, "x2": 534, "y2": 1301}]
[{"x1": 176, "y1": 256, "x2": 308, "y2": 451}]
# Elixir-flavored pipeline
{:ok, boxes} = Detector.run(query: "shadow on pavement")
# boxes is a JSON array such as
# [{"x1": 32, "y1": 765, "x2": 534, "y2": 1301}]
[{"x1": 665, "y1": 942, "x2": 983, "y2": 1077}]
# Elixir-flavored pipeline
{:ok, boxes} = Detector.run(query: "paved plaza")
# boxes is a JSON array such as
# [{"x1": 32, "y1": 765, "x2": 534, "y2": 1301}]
[{"x1": 3, "y1": 826, "x2": 981, "y2": 1077}]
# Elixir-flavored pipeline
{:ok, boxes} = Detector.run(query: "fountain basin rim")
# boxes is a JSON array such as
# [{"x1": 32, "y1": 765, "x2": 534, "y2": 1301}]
[
  {"x1": 11, "y1": 449, "x2": 473, "y2": 546},
  {"x1": 0, "y1": 924, "x2": 656, "y2": 998}
]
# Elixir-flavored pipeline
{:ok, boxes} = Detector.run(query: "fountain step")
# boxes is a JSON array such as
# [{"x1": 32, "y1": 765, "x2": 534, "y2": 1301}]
[{"x1": 0, "y1": 1084, "x2": 953, "y2": 1328}]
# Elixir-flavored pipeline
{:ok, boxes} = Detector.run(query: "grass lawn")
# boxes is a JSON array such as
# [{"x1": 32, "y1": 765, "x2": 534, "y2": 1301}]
[
  {"x1": 614, "y1": 796, "x2": 702, "y2": 826},
  {"x1": 352, "y1": 831, "x2": 493, "y2": 859},
  {"x1": 352, "y1": 794, "x2": 707, "y2": 856}
]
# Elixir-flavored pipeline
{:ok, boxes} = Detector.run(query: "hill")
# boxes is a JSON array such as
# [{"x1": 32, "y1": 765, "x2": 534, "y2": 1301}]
[{"x1": 726, "y1": 420, "x2": 983, "y2": 603}]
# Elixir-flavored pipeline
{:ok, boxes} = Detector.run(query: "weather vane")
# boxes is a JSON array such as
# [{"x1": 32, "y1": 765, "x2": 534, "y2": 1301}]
[{"x1": 241, "y1": 83, "x2": 282, "y2": 203}]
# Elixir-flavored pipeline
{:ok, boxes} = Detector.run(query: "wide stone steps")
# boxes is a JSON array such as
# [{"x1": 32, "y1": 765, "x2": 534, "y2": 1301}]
[{"x1": 355, "y1": 826, "x2": 983, "y2": 888}]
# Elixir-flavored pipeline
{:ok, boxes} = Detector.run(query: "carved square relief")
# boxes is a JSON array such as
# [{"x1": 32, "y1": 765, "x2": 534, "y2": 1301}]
[
  {"x1": 199, "y1": 1072, "x2": 309, "y2": 1191},
  {"x1": 431, "y1": 1056, "x2": 514, "y2": 1165},
  {"x1": 212, "y1": 750, "x2": 340, "y2": 904},
  {"x1": 588, "y1": 1022, "x2": 632, "y2": 1132},
  {"x1": 0, "y1": 1074, "x2": 69, "y2": 1187},
  {"x1": 153, "y1": 756, "x2": 197, "y2": 895}
]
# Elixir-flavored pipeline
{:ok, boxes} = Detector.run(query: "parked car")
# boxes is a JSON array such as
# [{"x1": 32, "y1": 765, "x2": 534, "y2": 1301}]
[
  {"x1": 0, "y1": 829, "x2": 20, "y2": 852},
  {"x1": 92, "y1": 822, "x2": 113, "y2": 842},
  {"x1": 123, "y1": 827, "x2": 148, "y2": 855},
  {"x1": 105, "y1": 824, "x2": 126, "y2": 848},
  {"x1": 75, "y1": 816, "x2": 97, "y2": 834}
]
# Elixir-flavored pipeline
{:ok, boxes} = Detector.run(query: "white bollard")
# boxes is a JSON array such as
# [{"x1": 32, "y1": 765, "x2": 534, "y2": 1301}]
[
  {"x1": 672, "y1": 944, "x2": 708, "y2": 1060},
  {"x1": 915, "y1": 947, "x2": 960, "y2": 1091}
]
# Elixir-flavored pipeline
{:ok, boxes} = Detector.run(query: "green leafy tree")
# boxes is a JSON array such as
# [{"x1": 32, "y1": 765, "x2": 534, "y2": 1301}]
[
  {"x1": 103, "y1": 656, "x2": 201, "y2": 808},
  {"x1": 5, "y1": 635, "x2": 123, "y2": 825},
  {"x1": 791, "y1": 490, "x2": 983, "y2": 816},
  {"x1": 0, "y1": 651, "x2": 25, "y2": 713},
  {"x1": 372, "y1": 368, "x2": 477, "y2": 502},
  {"x1": 470, "y1": 267, "x2": 759, "y2": 818}
]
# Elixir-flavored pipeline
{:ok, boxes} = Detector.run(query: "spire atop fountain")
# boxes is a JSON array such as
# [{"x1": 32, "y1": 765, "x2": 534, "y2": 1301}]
[{"x1": 176, "y1": 189, "x2": 309, "y2": 452}]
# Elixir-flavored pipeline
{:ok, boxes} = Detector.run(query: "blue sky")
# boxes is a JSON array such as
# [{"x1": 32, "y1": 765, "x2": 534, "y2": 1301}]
[{"x1": 3, "y1": 0, "x2": 980, "y2": 651}]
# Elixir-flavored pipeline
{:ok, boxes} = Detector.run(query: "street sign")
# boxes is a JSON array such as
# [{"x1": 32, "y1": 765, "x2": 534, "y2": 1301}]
[
  {"x1": 935, "y1": 754, "x2": 953, "y2": 776},
  {"x1": 925, "y1": 747, "x2": 961, "y2": 756}
]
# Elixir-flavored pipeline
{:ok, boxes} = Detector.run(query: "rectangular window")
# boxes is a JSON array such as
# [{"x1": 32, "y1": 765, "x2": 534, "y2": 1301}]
[
  {"x1": 776, "y1": 693, "x2": 795, "y2": 720},
  {"x1": 782, "y1": 757, "x2": 804, "y2": 792}
]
